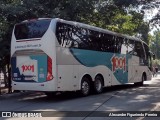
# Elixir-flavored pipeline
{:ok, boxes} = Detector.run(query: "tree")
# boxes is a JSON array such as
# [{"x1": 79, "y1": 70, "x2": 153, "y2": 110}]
[
  {"x1": 0, "y1": 40, "x2": 10, "y2": 87},
  {"x1": 151, "y1": 31, "x2": 160, "y2": 59}
]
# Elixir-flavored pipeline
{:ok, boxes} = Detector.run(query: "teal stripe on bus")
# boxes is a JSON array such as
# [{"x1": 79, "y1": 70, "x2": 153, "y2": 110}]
[{"x1": 70, "y1": 48, "x2": 131, "y2": 84}]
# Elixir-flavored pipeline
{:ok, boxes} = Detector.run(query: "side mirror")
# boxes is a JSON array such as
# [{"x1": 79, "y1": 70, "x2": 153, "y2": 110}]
[
  {"x1": 149, "y1": 51, "x2": 155, "y2": 60},
  {"x1": 153, "y1": 54, "x2": 155, "y2": 60}
]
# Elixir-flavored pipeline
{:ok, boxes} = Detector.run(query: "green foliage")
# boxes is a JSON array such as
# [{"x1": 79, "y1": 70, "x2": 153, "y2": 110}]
[
  {"x1": 107, "y1": 13, "x2": 138, "y2": 35},
  {"x1": 152, "y1": 59, "x2": 160, "y2": 66},
  {"x1": 0, "y1": 0, "x2": 159, "y2": 69},
  {"x1": 150, "y1": 31, "x2": 160, "y2": 59}
]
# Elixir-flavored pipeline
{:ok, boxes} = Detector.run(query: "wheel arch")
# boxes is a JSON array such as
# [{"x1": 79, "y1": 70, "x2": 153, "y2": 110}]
[
  {"x1": 79, "y1": 74, "x2": 93, "y2": 89},
  {"x1": 142, "y1": 72, "x2": 147, "y2": 81}
]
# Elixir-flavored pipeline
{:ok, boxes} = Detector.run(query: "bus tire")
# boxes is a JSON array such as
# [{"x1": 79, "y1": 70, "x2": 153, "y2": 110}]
[
  {"x1": 140, "y1": 74, "x2": 146, "y2": 85},
  {"x1": 80, "y1": 77, "x2": 91, "y2": 96},
  {"x1": 94, "y1": 75, "x2": 103, "y2": 94},
  {"x1": 135, "y1": 74, "x2": 145, "y2": 86}
]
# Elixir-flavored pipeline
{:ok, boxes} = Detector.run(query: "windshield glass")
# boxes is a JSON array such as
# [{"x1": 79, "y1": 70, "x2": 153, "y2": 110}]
[{"x1": 14, "y1": 19, "x2": 51, "y2": 40}]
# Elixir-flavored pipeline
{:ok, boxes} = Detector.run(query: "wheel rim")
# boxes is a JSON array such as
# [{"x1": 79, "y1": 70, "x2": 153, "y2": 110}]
[
  {"x1": 82, "y1": 81, "x2": 89, "y2": 95},
  {"x1": 95, "y1": 79, "x2": 102, "y2": 92}
]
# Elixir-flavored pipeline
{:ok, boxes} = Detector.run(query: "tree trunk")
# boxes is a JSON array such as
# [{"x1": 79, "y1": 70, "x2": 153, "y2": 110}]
[
  {"x1": 2, "y1": 67, "x2": 8, "y2": 87},
  {"x1": 7, "y1": 64, "x2": 12, "y2": 93}
]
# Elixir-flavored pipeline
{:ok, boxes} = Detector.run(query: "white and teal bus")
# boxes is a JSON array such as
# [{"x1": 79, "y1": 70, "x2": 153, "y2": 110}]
[{"x1": 11, "y1": 18, "x2": 154, "y2": 96}]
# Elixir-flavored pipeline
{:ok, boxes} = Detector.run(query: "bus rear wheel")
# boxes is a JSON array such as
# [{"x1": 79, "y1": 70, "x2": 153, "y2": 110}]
[
  {"x1": 80, "y1": 77, "x2": 91, "y2": 96},
  {"x1": 94, "y1": 76, "x2": 103, "y2": 94}
]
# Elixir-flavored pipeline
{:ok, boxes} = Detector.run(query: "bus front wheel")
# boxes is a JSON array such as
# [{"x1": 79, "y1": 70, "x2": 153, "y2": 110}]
[
  {"x1": 135, "y1": 74, "x2": 145, "y2": 86},
  {"x1": 80, "y1": 77, "x2": 91, "y2": 96}
]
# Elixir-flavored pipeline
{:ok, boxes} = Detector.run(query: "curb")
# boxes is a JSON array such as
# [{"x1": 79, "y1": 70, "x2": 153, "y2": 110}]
[{"x1": 0, "y1": 91, "x2": 33, "y2": 99}]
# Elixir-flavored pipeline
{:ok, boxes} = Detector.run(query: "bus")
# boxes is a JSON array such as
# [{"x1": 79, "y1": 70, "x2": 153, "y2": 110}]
[{"x1": 11, "y1": 18, "x2": 154, "y2": 96}]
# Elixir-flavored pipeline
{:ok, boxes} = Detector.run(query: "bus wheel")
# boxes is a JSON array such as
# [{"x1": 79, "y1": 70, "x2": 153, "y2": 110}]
[
  {"x1": 135, "y1": 74, "x2": 145, "y2": 86},
  {"x1": 140, "y1": 74, "x2": 145, "y2": 85},
  {"x1": 81, "y1": 77, "x2": 91, "y2": 96},
  {"x1": 94, "y1": 76, "x2": 103, "y2": 94}
]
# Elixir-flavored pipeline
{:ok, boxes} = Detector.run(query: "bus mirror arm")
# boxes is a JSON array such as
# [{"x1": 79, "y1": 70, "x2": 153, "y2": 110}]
[
  {"x1": 153, "y1": 54, "x2": 155, "y2": 60},
  {"x1": 149, "y1": 51, "x2": 155, "y2": 60}
]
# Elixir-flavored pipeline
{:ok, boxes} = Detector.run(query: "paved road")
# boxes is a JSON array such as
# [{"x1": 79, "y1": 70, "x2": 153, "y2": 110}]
[{"x1": 0, "y1": 75, "x2": 160, "y2": 120}]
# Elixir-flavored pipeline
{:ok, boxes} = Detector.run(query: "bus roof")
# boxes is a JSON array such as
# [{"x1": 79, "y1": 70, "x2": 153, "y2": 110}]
[
  {"x1": 53, "y1": 18, "x2": 143, "y2": 43},
  {"x1": 21, "y1": 18, "x2": 52, "y2": 23}
]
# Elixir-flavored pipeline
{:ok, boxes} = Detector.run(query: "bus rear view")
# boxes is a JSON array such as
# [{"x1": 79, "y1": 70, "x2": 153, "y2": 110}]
[
  {"x1": 11, "y1": 18, "x2": 153, "y2": 97},
  {"x1": 11, "y1": 19, "x2": 56, "y2": 92}
]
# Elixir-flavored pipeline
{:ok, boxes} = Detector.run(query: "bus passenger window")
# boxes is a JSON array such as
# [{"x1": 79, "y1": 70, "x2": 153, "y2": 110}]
[
  {"x1": 121, "y1": 39, "x2": 128, "y2": 54},
  {"x1": 135, "y1": 41, "x2": 145, "y2": 59},
  {"x1": 127, "y1": 40, "x2": 135, "y2": 55}
]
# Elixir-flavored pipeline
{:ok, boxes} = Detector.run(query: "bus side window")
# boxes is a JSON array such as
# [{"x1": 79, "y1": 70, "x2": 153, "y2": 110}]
[
  {"x1": 127, "y1": 40, "x2": 135, "y2": 55},
  {"x1": 121, "y1": 38, "x2": 128, "y2": 54},
  {"x1": 88, "y1": 30, "x2": 101, "y2": 51},
  {"x1": 143, "y1": 43, "x2": 150, "y2": 66},
  {"x1": 112, "y1": 36, "x2": 117, "y2": 53},
  {"x1": 101, "y1": 33, "x2": 115, "y2": 53},
  {"x1": 134, "y1": 41, "x2": 146, "y2": 64},
  {"x1": 115, "y1": 37, "x2": 123, "y2": 53},
  {"x1": 135, "y1": 41, "x2": 145, "y2": 58},
  {"x1": 56, "y1": 22, "x2": 73, "y2": 47},
  {"x1": 99, "y1": 33, "x2": 105, "y2": 51}
]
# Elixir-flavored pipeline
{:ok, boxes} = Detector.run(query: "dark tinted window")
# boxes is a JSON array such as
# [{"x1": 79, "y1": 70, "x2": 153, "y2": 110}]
[
  {"x1": 127, "y1": 40, "x2": 135, "y2": 55},
  {"x1": 134, "y1": 41, "x2": 145, "y2": 58},
  {"x1": 56, "y1": 22, "x2": 91, "y2": 49},
  {"x1": 121, "y1": 38, "x2": 129, "y2": 54},
  {"x1": 143, "y1": 43, "x2": 150, "y2": 65},
  {"x1": 143, "y1": 43, "x2": 149, "y2": 57},
  {"x1": 56, "y1": 22, "x2": 124, "y2": 53},
  {"x1": 56, "y1": 22, "x2": 149, "y2": 57},
  {"x1": 14, "y1": 19, "x2": 51, "y2": 40}
]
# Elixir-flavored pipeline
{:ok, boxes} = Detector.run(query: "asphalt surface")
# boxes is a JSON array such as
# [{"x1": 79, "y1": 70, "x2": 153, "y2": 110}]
[{"x1": 0, "y1": 74, "x2": 160, "y2": 120}]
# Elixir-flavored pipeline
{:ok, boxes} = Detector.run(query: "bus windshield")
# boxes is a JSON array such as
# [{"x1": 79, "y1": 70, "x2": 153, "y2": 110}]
[{"x1": 14, "y1": 19, "x2": 51, "y2": 40}]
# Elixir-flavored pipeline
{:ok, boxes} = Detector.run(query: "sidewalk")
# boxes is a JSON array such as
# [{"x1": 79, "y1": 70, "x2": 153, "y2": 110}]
[
  {"x1": 0, "y1": 83, "x2": 8, "y2": 94},
  {"x1": 0, "y1": 83, "x2": 23, "y2": 96},
  {"x1": 0, "y1": 85, "x2": 32, "y2": 99},
  {"x1": 0, "y1": 84, "x2": 13, "y2": 95},
  {"x1": 149, "y1": 74, "x2": 160, "y2": 111},
  {"x1": 0, "y1": 86, "x2": 9, "y2": 94}
]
